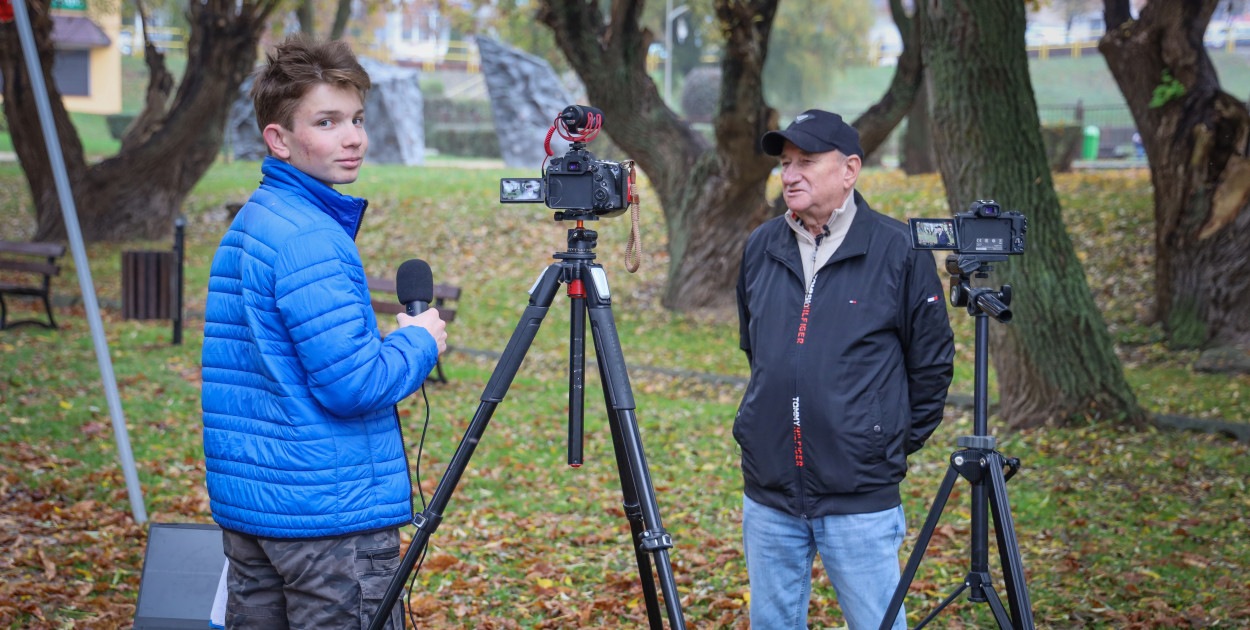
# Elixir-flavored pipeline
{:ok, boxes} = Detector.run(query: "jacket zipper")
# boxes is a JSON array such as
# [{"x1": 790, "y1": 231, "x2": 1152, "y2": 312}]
[{"x1": 792, "y1": 232, "x2": 825, "y2": 518}]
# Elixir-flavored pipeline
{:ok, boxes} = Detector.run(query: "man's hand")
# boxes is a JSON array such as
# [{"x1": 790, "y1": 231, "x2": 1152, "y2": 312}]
[{"x1": 396, "y1": 309, "x2": 447, "y2": 355}]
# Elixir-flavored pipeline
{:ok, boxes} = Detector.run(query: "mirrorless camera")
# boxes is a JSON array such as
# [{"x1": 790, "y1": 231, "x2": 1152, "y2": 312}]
[{"x1": 909, "y1": 200, "x2": 1027, "y2": 255}]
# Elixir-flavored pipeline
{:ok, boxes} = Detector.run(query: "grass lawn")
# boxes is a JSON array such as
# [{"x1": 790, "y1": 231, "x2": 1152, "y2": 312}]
[{"x1": 0, "y1": 161, "x2": 1247, "y2": 628}]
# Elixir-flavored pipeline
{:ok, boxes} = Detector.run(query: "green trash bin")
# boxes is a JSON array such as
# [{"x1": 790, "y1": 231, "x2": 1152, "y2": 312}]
[{"x1": 1081, "y1": 125, "x2": 1100, "y2": 160}]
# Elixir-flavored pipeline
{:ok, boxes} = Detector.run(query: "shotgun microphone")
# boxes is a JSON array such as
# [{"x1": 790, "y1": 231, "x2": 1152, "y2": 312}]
[{"x1": 396, "y1": 259, "x2": 433, "y2": 316}]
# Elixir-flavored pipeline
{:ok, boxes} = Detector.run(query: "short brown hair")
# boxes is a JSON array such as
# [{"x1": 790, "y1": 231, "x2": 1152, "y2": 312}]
[{"x1": 251, "y1": 33, "x2": 371, "y2": 133}]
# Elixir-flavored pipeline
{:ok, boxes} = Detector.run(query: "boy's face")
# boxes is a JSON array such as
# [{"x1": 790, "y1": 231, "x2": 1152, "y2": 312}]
[{"x1": 262, "y1": 83, "x2": 367, "y2": 187}]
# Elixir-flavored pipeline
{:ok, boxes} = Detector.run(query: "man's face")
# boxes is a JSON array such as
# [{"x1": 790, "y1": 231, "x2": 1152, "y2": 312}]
[
  {"x1": 263, "y1": 83, "x2": 368, "y2": 187},
  {"x1": 778, "y1": 141, "x2": 859, "y2": 228}
]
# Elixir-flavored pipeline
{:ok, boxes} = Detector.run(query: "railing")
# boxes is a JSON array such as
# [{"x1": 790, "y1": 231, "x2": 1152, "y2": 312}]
[
  {"x1": 1037, "y1": 103, "x2": 1134, "y2": 128},
  {"x1": 429, "y1": 40, "x2": 479, "y2": 73},
  {"x1": 118, "y1": 25, "x2": 188, "y2": 55}
]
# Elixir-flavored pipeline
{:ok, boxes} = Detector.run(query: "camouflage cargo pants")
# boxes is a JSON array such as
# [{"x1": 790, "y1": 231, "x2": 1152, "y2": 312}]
[{"x1": 221, "y1": 527, "x2": 405, "y2": 630}]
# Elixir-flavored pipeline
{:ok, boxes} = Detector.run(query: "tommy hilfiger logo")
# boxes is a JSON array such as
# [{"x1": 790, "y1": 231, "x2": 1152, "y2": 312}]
[{"x1": 926, "y1": 294, "x2": 942, "y2": 303}]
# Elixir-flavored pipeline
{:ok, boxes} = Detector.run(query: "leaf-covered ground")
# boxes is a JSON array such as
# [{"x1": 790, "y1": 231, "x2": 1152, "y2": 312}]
[{"x1": 1, "y1": 164, "x2": 1247, "y2": 628}]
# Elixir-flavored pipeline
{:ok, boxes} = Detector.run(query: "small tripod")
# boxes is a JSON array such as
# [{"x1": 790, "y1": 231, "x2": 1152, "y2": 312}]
[
  {"x1": 878, "y1": 254, "x2": 1035, "y2": 630},
  {"x1": 368, "y1": 223, "x2": 687, "y2": 630}
]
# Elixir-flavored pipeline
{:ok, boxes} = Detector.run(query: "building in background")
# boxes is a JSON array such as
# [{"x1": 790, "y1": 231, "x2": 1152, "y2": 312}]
[{"x1": 0, "y1": 0, "x2": 122, "y2": 114}]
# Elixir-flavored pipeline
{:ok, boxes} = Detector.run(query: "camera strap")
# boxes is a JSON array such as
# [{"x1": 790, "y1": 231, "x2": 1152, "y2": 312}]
[{"x1": 623, "y1": 160, "x2": 642, "y2": 273}]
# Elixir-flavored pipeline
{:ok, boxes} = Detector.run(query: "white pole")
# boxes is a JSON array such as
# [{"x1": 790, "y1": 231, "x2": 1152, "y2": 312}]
[
  {"x1": 664, "y1": 0, "x2": 673, "y2": 106},
  {"x1": 11, "y1": 0, "x2": 148, "y2": 524}
]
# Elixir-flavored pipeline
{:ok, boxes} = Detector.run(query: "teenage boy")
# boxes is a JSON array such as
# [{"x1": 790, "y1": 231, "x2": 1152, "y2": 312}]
[{"x1": 201, "y1": 34, "x2": 446, "y2": 629}]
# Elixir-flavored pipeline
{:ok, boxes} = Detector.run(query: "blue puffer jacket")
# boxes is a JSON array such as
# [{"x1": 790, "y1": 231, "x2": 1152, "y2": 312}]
[{"x1": 201, "y1": 157, "x2": 438, "y2": 539}]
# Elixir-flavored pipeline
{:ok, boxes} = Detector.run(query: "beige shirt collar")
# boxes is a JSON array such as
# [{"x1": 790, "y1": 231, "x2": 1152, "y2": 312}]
[{"x1": 785, "y1": 190, "x2": 858, "y2": 289}]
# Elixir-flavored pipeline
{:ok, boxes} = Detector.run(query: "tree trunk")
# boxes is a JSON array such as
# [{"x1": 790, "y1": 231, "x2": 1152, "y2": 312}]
[
  {"x1": 122, "y1": 0, "x2": 175, "y2": 151},
  {"x1": 0, "y1": 0, "x2": 86, "y2": 238},
  {"x1": 538, "y1": 0, "x2": 923, "y2": 310},
  {"x1": 1100, "y1": 0, "x2": 1250, "y2": 349},
  {"x1": 901, "y1": 71, "x2": 937, "y2": 175},
  {"x1": 853, "y1": 0, "x2": 924, "y2": 159},
  {"x1": 297, "y1": 0, "x2": 315, "y2": 36},
  {"x1": 329, "y1": 0, "x2": 352, "y2": 41},
  {"x1": 923, "y1": 0, "x2": 1145, "y2": 428},
  {"x1": 1, "y1": 0, "x2": 282, "y2": 243}
]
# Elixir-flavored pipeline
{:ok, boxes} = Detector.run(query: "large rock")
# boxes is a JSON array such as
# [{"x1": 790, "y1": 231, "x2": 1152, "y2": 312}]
[
  {"x1": 477, "y1": 37, "x2": 576, "y2": 169},
  {"x1": 226, "y1": 78, "x2": 267, "y2": 162},
  {"x1": 226, "y1": 57, "x2": 426, "y2": 166},
  {"x1": 1194, "y1": 345, "x2": 1250, "y2": 375}
]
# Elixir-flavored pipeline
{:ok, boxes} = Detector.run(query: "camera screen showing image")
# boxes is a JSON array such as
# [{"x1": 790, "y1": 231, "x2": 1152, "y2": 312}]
[
  {"x1": 910, "y1": 200, "x2": 1027, "y2": 256},
  {"x1": 501, "y1": 178, "x2": 545, "y2": 203},
  {"x1": 910, "y1": 218, "x2": 958, "y2": 250}
]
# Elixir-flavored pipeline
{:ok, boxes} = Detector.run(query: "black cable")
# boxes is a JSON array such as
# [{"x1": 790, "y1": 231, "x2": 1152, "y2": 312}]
[{"x1": 405, "y1": 378, "x2": 434, "y2": 630}]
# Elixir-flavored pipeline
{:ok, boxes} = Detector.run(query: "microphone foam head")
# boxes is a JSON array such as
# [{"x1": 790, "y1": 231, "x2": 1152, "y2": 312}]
[{"x1": 396, "y1": 259, "x2": 433, "y2": 304}]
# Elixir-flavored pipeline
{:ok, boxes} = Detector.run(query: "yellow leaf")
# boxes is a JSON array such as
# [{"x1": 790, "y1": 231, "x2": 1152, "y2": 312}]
[
  {"x1": 536, "y1": 578, "x2": 554, "y2": 588},
  {"x1": 1137, "y1": 568, "x2": 1161, "y2": 579},
  {"x1": 59, "y1": 401, "x2": 73, "y2": 410}
]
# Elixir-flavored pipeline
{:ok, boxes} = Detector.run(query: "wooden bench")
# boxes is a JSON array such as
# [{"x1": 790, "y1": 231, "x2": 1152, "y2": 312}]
[
  {"x1": 366, "y1": 275, "x2": 461, "y2": 384},
  {"x1": 0, "y1": 240, "x2": 67, "y2": 331}
]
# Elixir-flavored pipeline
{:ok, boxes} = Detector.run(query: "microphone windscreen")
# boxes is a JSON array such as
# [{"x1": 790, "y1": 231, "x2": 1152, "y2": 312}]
[{"x1": 396, "y1": 259, "x2": 434, "y2": 305}]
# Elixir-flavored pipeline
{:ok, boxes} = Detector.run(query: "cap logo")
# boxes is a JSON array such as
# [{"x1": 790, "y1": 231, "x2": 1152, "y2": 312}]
[{"x1": 794, "y1": 113, "x2": 814, "y2": 124}]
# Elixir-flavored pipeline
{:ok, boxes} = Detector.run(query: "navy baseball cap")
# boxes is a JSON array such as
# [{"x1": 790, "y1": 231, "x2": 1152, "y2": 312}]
[{"x1": 761, "y1": 109, "x2": 864, "y2": 159}]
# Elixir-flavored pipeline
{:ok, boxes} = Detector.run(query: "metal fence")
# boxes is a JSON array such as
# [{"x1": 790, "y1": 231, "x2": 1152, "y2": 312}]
[{"x1": 1037, "y1": 102, "x2": 1134, "y2": 128}]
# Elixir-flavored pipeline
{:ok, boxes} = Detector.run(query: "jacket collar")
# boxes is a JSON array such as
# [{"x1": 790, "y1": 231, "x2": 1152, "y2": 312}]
[
  {"x1": 260, "y1": 156, "x2": 369, "y2": 240},
  {"x1": 767, "y1": 190, "x2": 874, "y2": 271}
]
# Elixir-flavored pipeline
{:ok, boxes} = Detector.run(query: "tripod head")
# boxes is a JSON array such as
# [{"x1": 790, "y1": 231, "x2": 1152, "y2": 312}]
[
  {"x1": 945, "y1": 254, "x2": 1013, "y2": 324},
  {"x1": 554, "y1": 224, "x2": 599, "y2": 261}
]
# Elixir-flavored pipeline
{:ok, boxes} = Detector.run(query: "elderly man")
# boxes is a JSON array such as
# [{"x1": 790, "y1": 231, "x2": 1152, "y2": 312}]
[{"x1": 734, "y1": 110, "x2": 955, "y2": 629}]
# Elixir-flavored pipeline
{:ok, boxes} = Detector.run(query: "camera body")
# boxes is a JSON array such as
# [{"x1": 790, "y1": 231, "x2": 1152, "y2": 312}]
[
  {"x1": 499, "y1": 105, "x2": 628, "y2": 221},
  {"x1": 545, "y1": 148, "x2": 628, "y2": 216},
  {"x1": 909, "y1": 200, "x2": 1027, "y2": 255}
]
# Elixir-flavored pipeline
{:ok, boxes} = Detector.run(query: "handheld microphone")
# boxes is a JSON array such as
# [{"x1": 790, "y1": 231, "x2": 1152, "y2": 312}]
[{"x1": 396, "y1": 259, "x2": 434, "y2": 316}]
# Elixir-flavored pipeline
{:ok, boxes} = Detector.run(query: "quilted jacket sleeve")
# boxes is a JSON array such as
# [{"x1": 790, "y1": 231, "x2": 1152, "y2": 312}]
[{"x1": 273, "y1": 226, "x2": 439, "y2": 417}]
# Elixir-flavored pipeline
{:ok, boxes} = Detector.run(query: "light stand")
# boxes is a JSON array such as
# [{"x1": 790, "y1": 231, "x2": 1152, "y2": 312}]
[
  {"x1": 367, "y1": 223, "x2": 687, "y2": 630},
  {"x1": 878, "y1": 254, "x2": 1036, "y2": 630}
]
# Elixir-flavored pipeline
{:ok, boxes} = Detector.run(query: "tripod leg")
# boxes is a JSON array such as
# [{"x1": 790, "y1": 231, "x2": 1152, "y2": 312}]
[
  {"x1": 598, "y1": 375, "x2": 665, "y2": 630},
  {"x1": 583, "y1": 268, "x2": 686, "y2": 630},
  {"x1": 365, "y1": 264, "x2": 563, "y2": 630},
  {"x1": 568, "y1": 294, "x2": 586, "y2": 466},
  {"x1": 981, "y1": 583, "x2": 1017, "y2": 630},
  {"x1": 878, "y1": 464, "x2": 961, "y2": 630},
  {"x1": 987, "y1": 455, "x2": 1036, "y2": 630},
  {"x1": 913, "y1": 581, "x2": 968, "y2": 630}
]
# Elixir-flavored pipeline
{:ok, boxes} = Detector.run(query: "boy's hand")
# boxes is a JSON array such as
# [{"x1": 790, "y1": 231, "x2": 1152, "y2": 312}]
[{"x1": 397, "y1": 309, "x2": 448, "y2": 355}]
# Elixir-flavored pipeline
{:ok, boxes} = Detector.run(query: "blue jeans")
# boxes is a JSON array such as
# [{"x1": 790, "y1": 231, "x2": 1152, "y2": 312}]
[{"x1": 743, "y1": 494, "x2": 907, "y2": 630}]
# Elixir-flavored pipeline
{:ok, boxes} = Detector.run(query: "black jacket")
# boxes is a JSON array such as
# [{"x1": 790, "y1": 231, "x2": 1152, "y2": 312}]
[{"x1": 735, "y1": 192, "x2": 955, "y2": 518}]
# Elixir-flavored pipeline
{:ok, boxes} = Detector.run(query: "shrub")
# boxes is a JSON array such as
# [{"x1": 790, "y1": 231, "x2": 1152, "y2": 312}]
[
  {"x1": 1041, "y1": 125, "x2": 1081, "y2": 172},
  {"x1": 680, "y1": 66, "x2": 721, "y2": 123},
  {"x1": 106, "y1": 114, "x2": 136, "y2": 140}
]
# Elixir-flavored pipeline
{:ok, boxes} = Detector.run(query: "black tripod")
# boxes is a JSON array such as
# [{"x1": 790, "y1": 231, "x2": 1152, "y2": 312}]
[
  {"x1": 878, "y1": 254, "x2": 1035, "y2": 630},
  {"x1": 368, "y1": 224, "x2": 687, "y2": 630}
]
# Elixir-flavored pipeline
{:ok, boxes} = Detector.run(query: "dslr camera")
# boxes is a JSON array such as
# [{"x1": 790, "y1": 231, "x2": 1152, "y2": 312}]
[
  {"x1": 909, "y1": 200, "x2": 1027, "y2": 255},
  {"x1": 499, "y1": 105, "x2": 629, "y2": 221}
]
